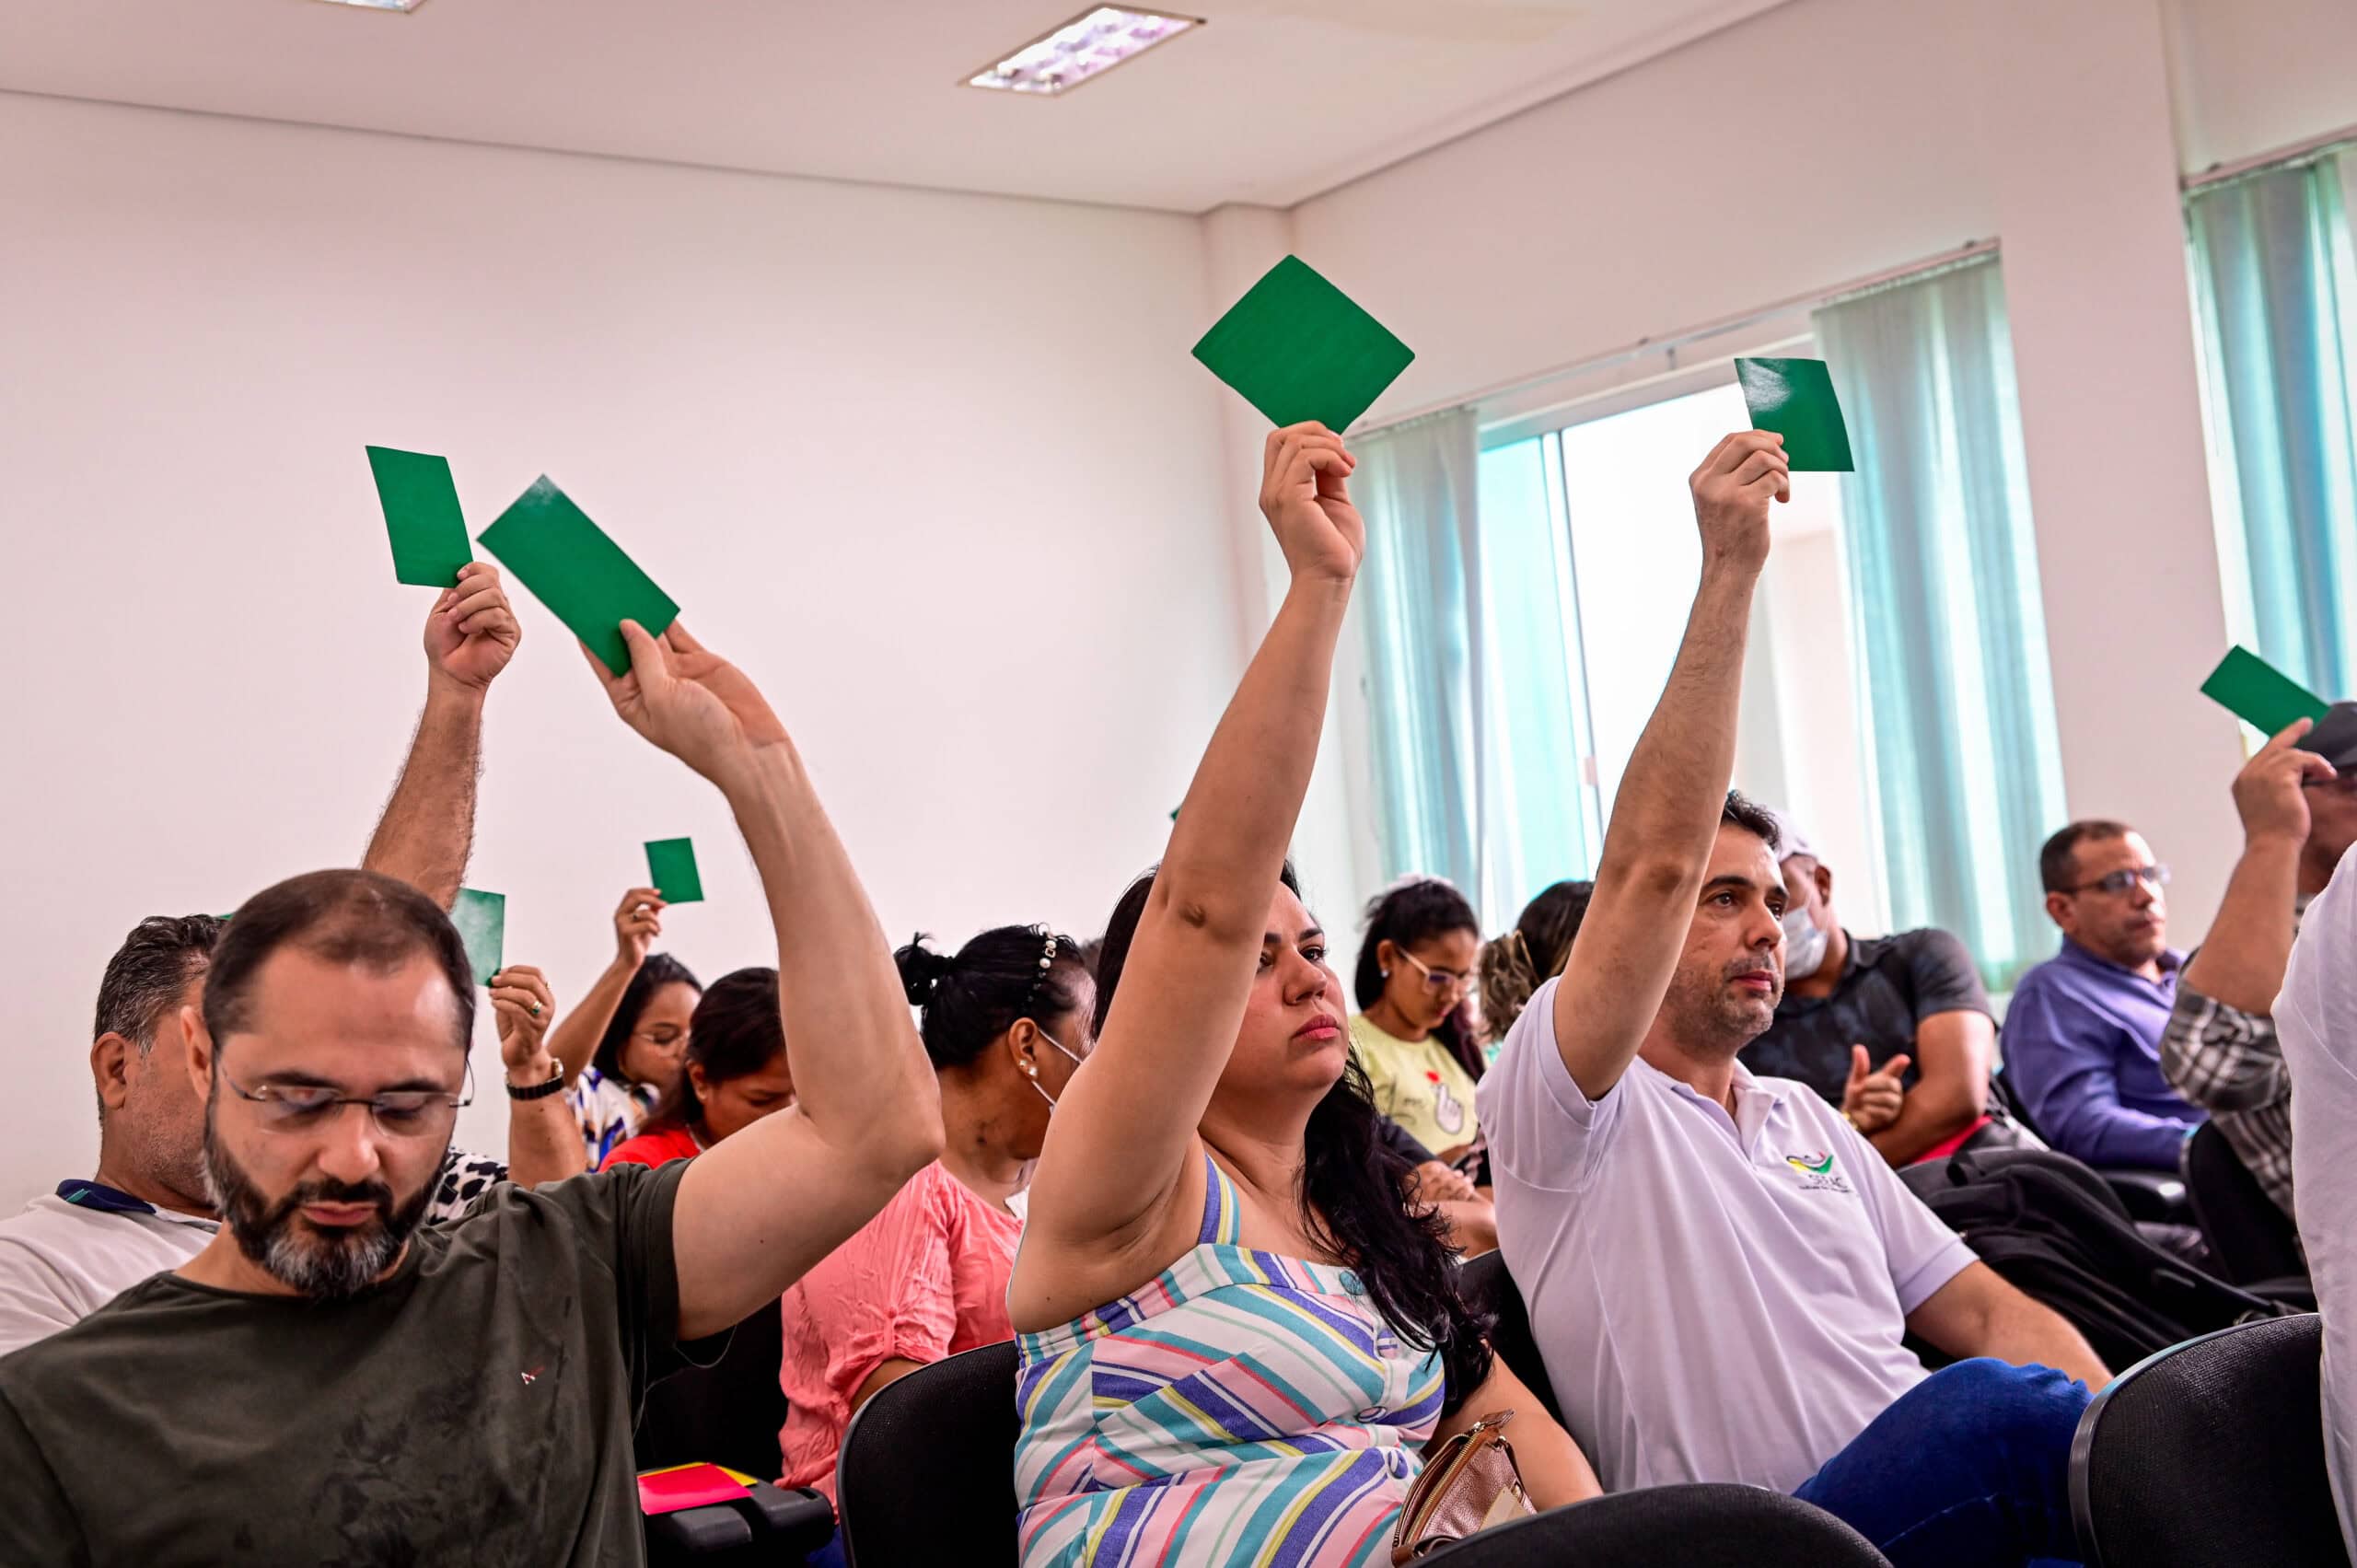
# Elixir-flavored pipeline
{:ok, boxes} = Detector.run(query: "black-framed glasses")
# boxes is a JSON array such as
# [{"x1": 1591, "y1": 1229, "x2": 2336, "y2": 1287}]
[
  {"x1": 218, "y1": 1065, "x2": 473, "y2": 1138},
  {"x1": 2067, "y1": 864, "x2": 2170, "y2": 898},
  {"x1": 1397, "y1": 949, "x2": 1479, "y2": 996}
]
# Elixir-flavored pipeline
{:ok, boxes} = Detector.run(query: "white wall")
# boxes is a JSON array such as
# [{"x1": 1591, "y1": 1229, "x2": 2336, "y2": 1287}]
[{"x1": 0, "y1": 92, "x2": 1243, "y2": 1207}]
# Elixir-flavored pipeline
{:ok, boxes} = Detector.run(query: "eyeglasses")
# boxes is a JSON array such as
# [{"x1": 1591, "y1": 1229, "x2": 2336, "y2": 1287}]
[
  {"x1": 218, "y1": 1065, "x2": 472, "y2": 1138},
  {"x1": 2066, "y1": 864, "x2": 2171, "y2": 898},
  {"x1": 1397, "y1": 949, "x2": 1478, "y2": 996}
]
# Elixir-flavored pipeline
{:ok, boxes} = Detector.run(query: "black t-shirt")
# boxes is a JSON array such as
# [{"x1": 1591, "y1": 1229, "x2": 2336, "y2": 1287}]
[
  {"x1": 1742, "y1": 927, "x2": 1993, "y2": 1107},
  {"x1": 0, "y1": 1159, "x2": 719, "y2": 1567}
]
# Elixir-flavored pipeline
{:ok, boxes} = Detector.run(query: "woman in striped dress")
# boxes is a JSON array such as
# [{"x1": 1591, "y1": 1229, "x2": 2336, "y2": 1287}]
[{"x1": 1007, "y1": 425, "x2": 1600, "y2": 1566}]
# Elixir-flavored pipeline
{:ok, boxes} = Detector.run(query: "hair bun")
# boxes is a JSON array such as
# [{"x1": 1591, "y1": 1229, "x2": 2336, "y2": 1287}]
[{"x1": 894, "y1": 935, "x2": 957, "y2": 1008}]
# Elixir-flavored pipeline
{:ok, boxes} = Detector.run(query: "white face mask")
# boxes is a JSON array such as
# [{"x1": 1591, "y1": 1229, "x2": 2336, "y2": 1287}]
[
  {"x1": 1781, "y1": 905, "x2": 1830, "y2": 981},
  {"x1": 1024, "y1": 1029, "x2": 1086, "y2": 1109}
]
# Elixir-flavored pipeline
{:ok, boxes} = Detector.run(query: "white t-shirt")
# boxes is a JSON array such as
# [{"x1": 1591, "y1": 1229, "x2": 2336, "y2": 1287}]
[
  {"x1": 1477, "y1": 977, "x2": 1977, "y2": 1493},
  {"x1": 2272, "y1": 842, "x2": 2357, "y2": 1561}
]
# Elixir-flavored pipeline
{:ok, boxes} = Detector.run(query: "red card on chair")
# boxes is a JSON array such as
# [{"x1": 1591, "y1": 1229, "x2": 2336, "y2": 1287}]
[{"x1": 638, "y1": 1462, "x2": 754, "y2": 1516}]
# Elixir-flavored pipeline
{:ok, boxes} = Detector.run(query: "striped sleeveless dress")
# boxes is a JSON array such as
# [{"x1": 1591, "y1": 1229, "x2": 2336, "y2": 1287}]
[{"x1": 1013, "y1": 1156, "x2": 1446, "y2": 1567}]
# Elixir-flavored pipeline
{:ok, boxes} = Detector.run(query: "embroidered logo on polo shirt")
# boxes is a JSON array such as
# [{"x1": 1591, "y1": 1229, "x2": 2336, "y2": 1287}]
[{"x1": 1783, "y1": 1151, "x2": 1853, "y2": 1194}]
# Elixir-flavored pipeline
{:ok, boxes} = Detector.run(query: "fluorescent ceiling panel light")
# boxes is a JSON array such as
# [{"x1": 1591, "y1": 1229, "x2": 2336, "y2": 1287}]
[
  {"x1": 964, "y1": 7, "x2": 1201, "y2": 97},
  {"x1": 312, "y1": 0, "x2": 427, "y2": 11}
]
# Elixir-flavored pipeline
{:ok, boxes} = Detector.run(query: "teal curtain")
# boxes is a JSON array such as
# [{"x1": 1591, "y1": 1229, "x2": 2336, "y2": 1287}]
[
  {"x1": 2188, "y1": 153, "x2": 2357, "y2": 700},
  {"x1": 1355, "y1": 411, "x2": 1484, "y2": 900},
  {"x1": 1814, "y1": 255, "x2": 2067, "y2": 989}
]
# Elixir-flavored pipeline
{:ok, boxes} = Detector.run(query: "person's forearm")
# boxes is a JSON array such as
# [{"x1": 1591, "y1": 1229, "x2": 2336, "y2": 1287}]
[
  {"x1": 2184, "y1": 832, "x2": 2304, "y2": 1015},
  {"x1": 1981, "y1": 1300, "x2": 2111, "y2": 1388},
  {"x1": 544, "y1": 958, "x2": 637, "y2": 1082},
  {"x1": 719, "y1": 745, "x2": 941, "y2": 1175},
  {"x1": 1870, "y1": 1082, "x2": 1982, "y2": 1166},
  {"x1": 362, "y1": 679, "x2": 485, "y2": 910},
  {"x1": 2054, "y1": 1097, "x2": 2199, "y2": 1170},
  {"x1": 504, "y1": 1057, "x2": 588, "y2": 1184},
  {"x1": 1601, "y1": 566, "x2": 1758, "y2": 877},
  {"x1": 1157, "y1": 578, "x2": 1349, "y2": 942}
]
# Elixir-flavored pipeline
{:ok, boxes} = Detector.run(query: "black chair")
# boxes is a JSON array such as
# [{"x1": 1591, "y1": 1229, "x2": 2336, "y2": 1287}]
[
  {"x1": 836, "y1": 1341, "x2": 1020, "y2": 1568},
  {"x1": 1457, "y1": 1249, "x2": 1564, "y2": 1425},
  {"x1": 635, "y1": 1298, "x2": 788, "y2": 1481},
  {"x1": 1422, "y1": 1484, "x2": 1887, "y2": 1565},
  {"x1": 644, "y1": 1482, "x2": 837, "y2": 1568},
  {"x1": 2184, "y1": 1121, "x2": 2307, "y2": 1289},
  {"x1": 2070, "y1": 1313, "x2": 2347, "y2": 1566},
  {"x1": 1993, "y1": 1066, "x2": 2189, "y2": 1222}
]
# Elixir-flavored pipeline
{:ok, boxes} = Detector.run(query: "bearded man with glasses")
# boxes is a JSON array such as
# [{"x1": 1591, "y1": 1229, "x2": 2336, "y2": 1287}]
[{"x1": 2003, "y1": 818, "x2": 2207, "y2": 1171}]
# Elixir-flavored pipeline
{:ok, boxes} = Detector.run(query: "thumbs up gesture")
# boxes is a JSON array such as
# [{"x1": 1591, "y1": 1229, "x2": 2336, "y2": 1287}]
[{"x1": 1840, "y1": 1045, "x2": 1910, "y2": 1135}]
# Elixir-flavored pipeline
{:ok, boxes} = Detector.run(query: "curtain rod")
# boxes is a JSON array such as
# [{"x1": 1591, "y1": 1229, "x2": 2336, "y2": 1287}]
[
  {"x1": 2183, "y1": 120, "x2": 2357, "y2": 192},
  {"x1": 1354, "y1": 238, "x2": 1997, "y2": 438}
]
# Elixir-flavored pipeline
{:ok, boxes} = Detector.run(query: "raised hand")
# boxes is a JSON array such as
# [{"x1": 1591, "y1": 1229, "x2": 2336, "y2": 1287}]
[
  {"x1": 425, "y1": 563, "x2": 522, "y2": 694},
  {"x1": 614, "y1": 888, "x2": 667, "y2": 969},
  {"x1": 582, "y1": 619, "x2": 791, "y2": 786},
  {"x1": 490, "y1": 965, "x2": 558, "y2": 1073},
  {"x1": 1259, "y1": 423, "x2": 1364, "y2": 587},
  {"x1": 1688, "y1": 431, "x2": 1788, "y2": 576},
  {"x1": 1841, "y1": 1044, "x2": 1909, "y2": 1135},
  {"x1": 2232, "y1": 717, "x2": 2335, "y2": 847}
]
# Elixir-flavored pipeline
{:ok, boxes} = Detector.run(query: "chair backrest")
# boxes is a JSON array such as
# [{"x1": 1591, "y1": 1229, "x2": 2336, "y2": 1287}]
[
  {"x1": 635, "y1": 1297, "x2": 788, "y2": 1481},
  {"x1": 1419, "y1": 1482, "x2": 1888, "y2": 1566},
  {"x1": 2071, "y1": 1313, "x2": 2348, "y2": 1567},
  {"x1": 2184, "y1": 1121, "x2": 2305, "y2": 1287},
  {"x1": 1457, "y1": 1249, "x2": 1564, "y2": 1426},
  {"x1": 836, "y1": 1341, "x2": 1020, "y2": 1568}
]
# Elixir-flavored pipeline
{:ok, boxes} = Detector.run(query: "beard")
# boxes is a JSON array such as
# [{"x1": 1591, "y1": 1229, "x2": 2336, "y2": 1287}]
[
  {"x1": 1663, "y1": 949, "x2": 1782, "y2": 1053},
  {"x1": 202, "y1": 1112, "x2": 436, "y2": 1300}
]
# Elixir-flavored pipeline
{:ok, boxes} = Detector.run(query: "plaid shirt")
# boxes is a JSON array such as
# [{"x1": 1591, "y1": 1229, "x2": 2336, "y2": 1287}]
[{"x1": 2159, "y1": 921, "x2": 2302, "y2": 1217}]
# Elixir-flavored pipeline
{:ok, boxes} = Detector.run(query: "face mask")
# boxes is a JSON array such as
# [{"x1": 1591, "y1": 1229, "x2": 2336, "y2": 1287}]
[
  {"x1": 1024, "y1": 1029, "x2": 1087, "y2": 1109},
  {"x1": 1781, "y1": 906, "x2": 1829, "y2": 981}
]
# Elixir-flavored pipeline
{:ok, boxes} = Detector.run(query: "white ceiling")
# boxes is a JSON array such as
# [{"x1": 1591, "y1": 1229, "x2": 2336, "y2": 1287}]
[{"x1": 0, "y1": 0, "x2": 1789, "y2": 213}]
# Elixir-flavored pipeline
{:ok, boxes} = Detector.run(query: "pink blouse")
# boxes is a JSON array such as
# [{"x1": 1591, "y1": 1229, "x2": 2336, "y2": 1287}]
[{"x1": 776, "y1": 1161, "x2": 1023, "y2": 1498}]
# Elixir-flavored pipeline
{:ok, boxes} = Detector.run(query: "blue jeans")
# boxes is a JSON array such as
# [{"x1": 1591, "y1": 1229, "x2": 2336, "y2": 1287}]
[
  {"x1": 803, "y1": 1534, "x2": 847, "y2": 1568},
  {"x1": 1793, "y1": 1358, "x2": 2089, "y2": 1567}
]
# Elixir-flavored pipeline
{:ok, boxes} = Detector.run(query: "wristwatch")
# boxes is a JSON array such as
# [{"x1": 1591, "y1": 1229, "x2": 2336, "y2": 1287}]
[{"x1": 505, "y1": 1063, "x2": 568, "y2": 1100}]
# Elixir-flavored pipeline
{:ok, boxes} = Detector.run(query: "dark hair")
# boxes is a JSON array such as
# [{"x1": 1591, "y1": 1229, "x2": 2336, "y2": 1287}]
[
  {"x1": 1480, "y1": 880, "x2": 1596, "y2": 1040},
  {"x1": 592, "y1": 953, "x2": 702, "y2": 1085},
  {"x1": 2041, "y1": 820, "x2": 2132, "y2": 894},
  {"x1": 1354, "y1": 879, "x2": 1485, "y2": 1081},
  {"x1": 203, "y1": 871, "x2": 472, "y2": 1053},
  {"x1": 1722, "y1": 788, "x2": 1781, "y2": 852},
  {"x1": 644, "y1": 968, "x2": 784, "y2": 1132},
  {"x1": 95, "y1": 914, "x2": 225, "y2": 1050},
  {"x1": 897, "y1": 927, "x2": 1089, "y2": 1072},
  {"x1": 1093, "y1": 863, "x2": 1492, "y2": 1406}
]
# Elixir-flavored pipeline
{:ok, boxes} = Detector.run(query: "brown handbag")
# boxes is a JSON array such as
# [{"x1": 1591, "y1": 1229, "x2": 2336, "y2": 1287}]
[{"x1": 1388, "y1": 1409, "x2": 1538, "y2": 1562}]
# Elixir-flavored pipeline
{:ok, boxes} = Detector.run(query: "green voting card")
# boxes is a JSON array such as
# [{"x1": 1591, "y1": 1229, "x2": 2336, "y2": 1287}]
[
  {"x1": 1736, "y1": 358, "x2": 1855, "y2": 472},
  {"x1": 477, "y1": 476, "x2": 679, "y2": 675},
  {"x1": 2200, "y1": 645, "x2": 2330, "y2": 735},
  {"x1": 645, "y1": 839, "x2": 703, "y2": 904},
  {"x1": 1191, "y1": 255, "x2": 1415, "y2": 433},
  {"x1": 450, "y1": 888, "x2": 505, "y2": 987},
  {"x1": 367, "y1": 447, "x2": 473, "y2": 587}
]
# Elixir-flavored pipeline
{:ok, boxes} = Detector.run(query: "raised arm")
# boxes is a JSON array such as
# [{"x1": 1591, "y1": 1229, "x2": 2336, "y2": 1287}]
[
  {"x1": 2182, "y1": 721, "x2": 2330, "y2": 1013},
  {"x1": 1550, "y1": 433, "x2": 1783, "y2": 1097},
  {"x1": 487, "y1": 964, "x2": 587, "y2": 1186},
  {"x1": 541, "y1": 888, "x2": 668, "y2": 1081},
  {"x1": 1021, "y1": 424, "x2": 1363, "y2": 1255},
  {"x1": 362, "y1": 563, "x2": 520, "y2": 908},
  {"x1": 579, "y1": 620, "x2": 943, "y2": 1339}
]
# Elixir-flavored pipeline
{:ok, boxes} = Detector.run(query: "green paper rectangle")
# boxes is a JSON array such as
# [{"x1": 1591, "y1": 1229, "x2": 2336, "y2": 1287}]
[
  {"x1": 645, "y1": 839, "x2": 703, "y2": 904},
  {"x1": 1736, "y1": 357, "x2": 1855, "y2": 472},
  {"x1": 2200, "y1": 645, "x2": 2330, "y2": 734},
  {"x1": 1190, "y1": 255, "x2": 1416, "y2": 433},
  {"x1": 450, "y1": 888, "x2": 505, "y2": 988},
  {"x1": 367, "y1": 447, "x2": 473, "y2": 587},
  {"x1": 476, "y1": 476, "x2": 679, "y2": 675}
]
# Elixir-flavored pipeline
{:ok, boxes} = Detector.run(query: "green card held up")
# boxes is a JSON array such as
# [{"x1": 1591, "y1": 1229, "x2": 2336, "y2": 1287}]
[
  {"x1": 1736, "y1": 358, "x2": 1855, "y2": 472},
  {"x1": 367, "y1": 447, "x2": 473, "y2": 587},
  {"x1": 477, "y1": 476, "x2": 679, "y2": 676},
  {"x1": 1191, "y1": 255, "x2": 1415, "y2": 433},
  {"x1": 450, "y1": 888, "x2": 505, "y2": 988},
  {"x1": 645, "y1": 839, "x2": 704, "y2": 904},
  {"x1": 2200, "y1": 645, "x2": 2330, "y2": 736}
]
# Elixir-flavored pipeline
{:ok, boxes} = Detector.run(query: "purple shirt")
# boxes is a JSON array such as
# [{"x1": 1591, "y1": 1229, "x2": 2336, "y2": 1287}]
[{"x1": 2004, "y1": 938, "x2": 2202, "y2": 1169}]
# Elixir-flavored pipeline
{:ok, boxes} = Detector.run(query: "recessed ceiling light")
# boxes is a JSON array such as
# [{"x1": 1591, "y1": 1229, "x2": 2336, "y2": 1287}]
[
  {"x1": 312, "y1": 0, "x2": 427, "y2": 11},
  {"x1": 964, "y1": 7, "x2": 1201, "y2": 97}
]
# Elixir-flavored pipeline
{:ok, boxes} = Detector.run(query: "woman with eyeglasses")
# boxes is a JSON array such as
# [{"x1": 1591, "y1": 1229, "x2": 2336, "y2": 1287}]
[
  {"x1": 771, "y1": 926, "x2": 1092, "y2": 1559},
  {"x1": 544, "y1": 888, "x2": 702, "y2": 1167},
  {"x1": 1352, "y1": 877, "x2": 1488, "y2": 1168},
  {"x1": 600, "y1": 968, "x2": 796, "y2": 1169}
]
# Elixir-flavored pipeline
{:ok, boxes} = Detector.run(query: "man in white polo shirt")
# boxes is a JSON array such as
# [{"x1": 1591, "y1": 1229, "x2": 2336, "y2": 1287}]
[{"x1": 1480, "y1": 431, "x2": 2108, "y2": 1566}]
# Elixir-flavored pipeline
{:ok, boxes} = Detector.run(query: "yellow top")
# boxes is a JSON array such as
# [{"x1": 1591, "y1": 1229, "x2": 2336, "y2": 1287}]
[{"x1": 1349, "y1": 1013, "x2": 1481, "y2": 1158}]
